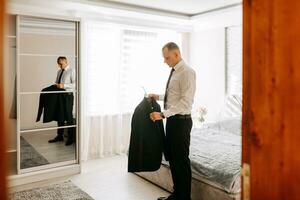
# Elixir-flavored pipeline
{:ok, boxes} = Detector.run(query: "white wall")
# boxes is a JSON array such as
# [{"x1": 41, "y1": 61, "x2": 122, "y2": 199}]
[
  {"x1": 191, "y1": 4, "x2": 242, "y2": 31},
  {"x1": 188, "y1": 28, "x2": 226, "y2": 122},
  {"x1": 187, "y1": 5, "x2": 242, "y2": 122}
]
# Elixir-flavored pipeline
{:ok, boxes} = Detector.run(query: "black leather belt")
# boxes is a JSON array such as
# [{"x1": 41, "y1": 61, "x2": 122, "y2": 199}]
[{"x1": 169, "y1": 114, "x2": 191, "y2": 119}]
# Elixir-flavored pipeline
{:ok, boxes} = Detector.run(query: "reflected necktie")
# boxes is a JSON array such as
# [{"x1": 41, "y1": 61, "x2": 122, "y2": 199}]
[
  {"x1": 57, "y1": 69, "x2": 65, "y2": 84},
  {"x1": 164, "y1": 68, "x2": 175, "y2": 110}
]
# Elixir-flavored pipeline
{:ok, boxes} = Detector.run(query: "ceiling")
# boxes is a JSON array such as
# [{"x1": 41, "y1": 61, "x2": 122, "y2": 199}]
[{"x1": 87, "y1": 0, "x2": 242, "y2": 16}]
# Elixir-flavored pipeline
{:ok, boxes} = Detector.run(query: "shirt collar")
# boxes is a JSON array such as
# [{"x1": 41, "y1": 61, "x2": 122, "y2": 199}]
[
  {"x1": 173, "y1": 59, "x2": 184, "y2": 71},
  {"x1": 63, "y1": 65, "x2": 70, "y2": 71}
]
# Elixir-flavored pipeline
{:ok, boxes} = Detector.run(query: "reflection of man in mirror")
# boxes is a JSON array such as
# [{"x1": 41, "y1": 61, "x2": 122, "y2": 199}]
[{"x1": 48, "y1": 56, "x2": 76, "y2": 146}]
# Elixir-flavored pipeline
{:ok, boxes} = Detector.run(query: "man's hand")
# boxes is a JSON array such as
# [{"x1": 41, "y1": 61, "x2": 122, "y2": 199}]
[
  {"x1": 56, "y1": 83, "x2": 64, "y2": 89},
  {"x1": 148, "y1": 94, "x2": 159, "y2": 101},
  {"x1": 150, "y1": 112, "x2": 163, "y2": 122}
]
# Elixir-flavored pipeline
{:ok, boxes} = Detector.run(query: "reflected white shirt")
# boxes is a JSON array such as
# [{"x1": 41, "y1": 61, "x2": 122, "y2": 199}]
[
  {"x1": 56, "y1": 65, "x2": 76, "y2": 92},
  {"x1": 159, "y1": 60, "x2": 196, "y2": 118}
]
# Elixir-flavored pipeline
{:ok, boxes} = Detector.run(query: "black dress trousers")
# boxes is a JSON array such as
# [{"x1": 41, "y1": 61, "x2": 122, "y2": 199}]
[{"x1": 165, "y1": 116, "x2": 193, "y2": 200}]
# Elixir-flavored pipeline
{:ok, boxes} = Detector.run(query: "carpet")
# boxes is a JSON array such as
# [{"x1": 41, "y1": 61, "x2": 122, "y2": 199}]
[
  {"x1": 20, "y1": 136, "x2": 49, "y2": 169},
  {"x1": 9, "y1": 181, "x2": 94, "y2": 200}
]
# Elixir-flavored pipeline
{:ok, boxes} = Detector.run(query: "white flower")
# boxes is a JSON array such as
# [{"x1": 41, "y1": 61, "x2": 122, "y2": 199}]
[{"x1": 197, "y1": 107, "x2": 207, "y2": 123}]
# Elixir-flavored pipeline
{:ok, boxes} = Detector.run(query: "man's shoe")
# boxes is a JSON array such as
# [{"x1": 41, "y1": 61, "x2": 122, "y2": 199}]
[
  {"x1": 48, "y1": 136, "x2": 63, "y2": 143},
  {"x1": 65, "y1": 140, "x2": 74, "y2": 146},
  {"x1": 157, "y1": 194, "x2": 176, "y2": 200}
]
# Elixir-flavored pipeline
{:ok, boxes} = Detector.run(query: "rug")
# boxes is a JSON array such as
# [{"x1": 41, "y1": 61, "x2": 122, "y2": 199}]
[
  {"x1": 20, "y1": 136, "x2": 49, "y2": 169},
  {"x1": 9, "y1": 181, "x2": 94, "y2": 200}
]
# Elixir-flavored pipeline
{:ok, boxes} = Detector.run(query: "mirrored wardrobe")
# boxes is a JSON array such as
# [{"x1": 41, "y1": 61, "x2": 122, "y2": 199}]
[{"x1": 5, "y1": 14, "x2": 80, "y2": 177}]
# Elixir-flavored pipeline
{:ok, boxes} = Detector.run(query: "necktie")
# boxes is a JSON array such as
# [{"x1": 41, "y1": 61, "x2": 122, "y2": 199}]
[
  {"x1": 57, "y1": 69, "x2": 65, "y2": 84},
  {"x1": 164, "y1": 68, "x2": 175, "y2": 109}
]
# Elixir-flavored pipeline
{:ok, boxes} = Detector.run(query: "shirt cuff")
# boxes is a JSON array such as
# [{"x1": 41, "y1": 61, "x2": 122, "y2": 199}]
[
  {"x1": 158, "y1": 94, "x2": 164, "y2": 101},
  {"x1": 64, "y1": 83, "x2": 75, "y2": 89},
  {"x1": 163, "y1": 110, "x2": 174, "y2": 118}
]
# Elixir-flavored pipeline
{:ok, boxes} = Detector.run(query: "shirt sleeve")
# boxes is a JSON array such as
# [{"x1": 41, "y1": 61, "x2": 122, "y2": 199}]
[
  {"x1": 163, "y1": 69, "x2": 196, "y2": 118},
  {"x1": 64, "y1": 69, "x2": 76, "y2": 90}
]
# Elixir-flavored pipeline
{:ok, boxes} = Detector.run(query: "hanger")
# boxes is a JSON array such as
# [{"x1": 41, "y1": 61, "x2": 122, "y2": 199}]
[{"x1": 141, "y1": 86, "x2": 154, "y2": 110}]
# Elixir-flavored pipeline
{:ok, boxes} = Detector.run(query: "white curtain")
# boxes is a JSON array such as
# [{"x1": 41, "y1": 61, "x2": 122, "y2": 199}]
[
  {"x1": 82, "y1": 113, "x2": 132, "y2": 160},
  {"x1": 81, "y1": 21, "x2": 182, "y2": 161}
]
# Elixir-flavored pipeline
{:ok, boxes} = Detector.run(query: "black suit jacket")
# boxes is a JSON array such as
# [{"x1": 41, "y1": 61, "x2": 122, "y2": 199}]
[
  {"x1": 128, "y1": 98, "x2": 166, "y2": 172},
  {"x1": 36, "y1": 85, "x2": 73, "y2": 123}
]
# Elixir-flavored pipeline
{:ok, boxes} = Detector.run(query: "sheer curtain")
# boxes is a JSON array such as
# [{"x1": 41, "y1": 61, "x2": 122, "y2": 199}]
[{"x1": 81, "y1": 21, "x2": 181, "y2": 160}]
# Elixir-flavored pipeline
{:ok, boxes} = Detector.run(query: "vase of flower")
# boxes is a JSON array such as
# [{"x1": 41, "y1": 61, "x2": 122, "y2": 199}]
[{"x1": 197, "y1": 107, "x2": 207, "y2": 123}]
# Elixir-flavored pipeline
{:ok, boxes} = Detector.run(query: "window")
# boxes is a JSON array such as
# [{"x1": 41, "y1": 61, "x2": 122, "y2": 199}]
[{"x1": 85, "y1": 22, "x2": 182, "y2": 115}]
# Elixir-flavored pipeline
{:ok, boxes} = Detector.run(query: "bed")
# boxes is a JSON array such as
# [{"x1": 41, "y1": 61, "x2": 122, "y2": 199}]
[{"x1": 136, "y1": 94, "x2": 242, "y2": 200}]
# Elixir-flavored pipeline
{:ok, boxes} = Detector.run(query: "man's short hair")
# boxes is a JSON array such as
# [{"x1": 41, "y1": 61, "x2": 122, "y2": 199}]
[
  {"x1": 162, "y1": 42, "x2": 180, "y2": 51},
  {"x1": 57, "y1": 56, "x2": 67, "y2": 63}
]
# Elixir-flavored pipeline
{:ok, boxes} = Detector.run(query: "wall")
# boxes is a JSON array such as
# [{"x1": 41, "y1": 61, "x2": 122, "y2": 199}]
[
  {"x1": 187, "y1": 5, "x2": 242, "y2": 122},
  {"x1": 188, "y1": 28, "x2": 226, "y2": 122}
]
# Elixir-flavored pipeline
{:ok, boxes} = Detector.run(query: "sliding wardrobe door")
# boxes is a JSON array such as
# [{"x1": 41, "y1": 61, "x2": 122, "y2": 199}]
[
  {"x1": 4, "y1": 14, "x2": 17, "y2": 176},
  {"x1": 17, "y1": 16, "x2": 79, "y2": 173}
]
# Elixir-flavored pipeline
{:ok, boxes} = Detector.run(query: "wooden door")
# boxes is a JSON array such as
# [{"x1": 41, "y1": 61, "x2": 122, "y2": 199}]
[
  {"x1": 0, "y1": 0, "x2": 8, "y2": 199},
  {"x1": 242, "y1": 0, "x2": 300, "y2": 199}
]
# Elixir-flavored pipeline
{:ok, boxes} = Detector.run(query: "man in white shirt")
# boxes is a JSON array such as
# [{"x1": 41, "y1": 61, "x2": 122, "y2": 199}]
[
  {"x1": 48, "y1": 56, "x2": 76, "y2": 146},
  {"x1": 149, "y1": 42, "x2": 196, "y2": 200}
]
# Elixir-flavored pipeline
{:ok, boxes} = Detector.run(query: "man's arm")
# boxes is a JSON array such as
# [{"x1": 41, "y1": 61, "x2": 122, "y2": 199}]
[{"x1": 63, "y1": 69, "x2": 76, "y2": 90}]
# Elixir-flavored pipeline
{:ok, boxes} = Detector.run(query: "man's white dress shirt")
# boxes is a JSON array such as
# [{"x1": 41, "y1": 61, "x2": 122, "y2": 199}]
[
  {"x1": 159, "y1": 60, "x2": 196, "y2": 118},
  {"x1": 56, "y1": 65, "x2": 76, "y2": 92}
]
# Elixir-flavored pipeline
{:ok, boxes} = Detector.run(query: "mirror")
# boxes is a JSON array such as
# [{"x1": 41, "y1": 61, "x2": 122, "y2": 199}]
[
  {"x1": 20, "y1": 128, "x2": 76, "y2": 169},
  {"x1": 18, "y1": 16, "x2": 78, "y2": 170}
]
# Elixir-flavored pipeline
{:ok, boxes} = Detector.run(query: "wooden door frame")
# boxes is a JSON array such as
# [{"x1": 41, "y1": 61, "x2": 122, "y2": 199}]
[{"x1": 0, "y1": 0, "x2": 8, "y2": 199}]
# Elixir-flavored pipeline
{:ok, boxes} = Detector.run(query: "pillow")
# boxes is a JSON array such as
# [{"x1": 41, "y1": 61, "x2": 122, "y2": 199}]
[
  {"x1": 216, "y1": 94, "x2": 242, "y2": 120},
  {"x1": 224, "y1": 94, "x2": 242, "y2": 118}
]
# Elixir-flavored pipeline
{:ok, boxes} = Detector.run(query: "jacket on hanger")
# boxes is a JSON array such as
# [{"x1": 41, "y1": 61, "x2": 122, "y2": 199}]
[
  {"x1": 128, "y1": 98, "x2": 167, "y2": 172},
  {"x1": 36, "y1": 85, "x2": 73, "y2": 123}
]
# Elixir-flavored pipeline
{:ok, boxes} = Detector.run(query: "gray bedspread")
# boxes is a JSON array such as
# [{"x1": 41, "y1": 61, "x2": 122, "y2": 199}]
[{"x1": 189, "y1": 121, "x2": 241, "y2": 193}]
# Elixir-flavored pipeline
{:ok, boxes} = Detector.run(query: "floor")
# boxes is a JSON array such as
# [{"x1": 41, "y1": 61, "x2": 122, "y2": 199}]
[
  {"x1": 10, "y1": 155, "x2": 170, "y2": 200},
  {"x1": 22, "y1": 129, "x2": 76, "y2": 164},
  {"x1": 8, "y1": 129, "x2": 76, "y2": 174}
]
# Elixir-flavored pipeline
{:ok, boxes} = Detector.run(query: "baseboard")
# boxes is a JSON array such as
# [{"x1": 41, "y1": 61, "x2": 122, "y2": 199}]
[{"x1": 7, "y1": 164, "x2": 81, "y2": 187}]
